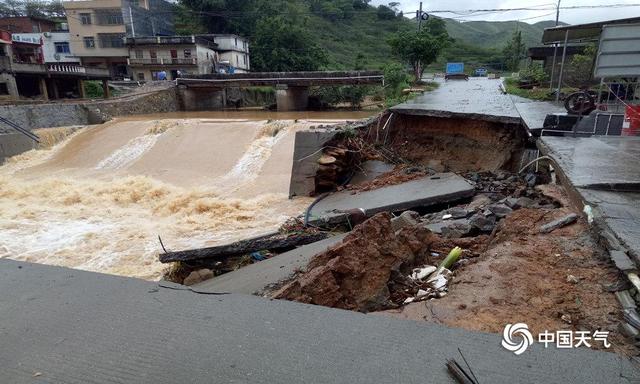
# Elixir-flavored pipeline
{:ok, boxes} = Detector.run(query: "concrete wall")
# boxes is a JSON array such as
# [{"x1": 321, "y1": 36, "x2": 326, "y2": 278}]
[
  {"x1": 288, "y1": 129, "x2": 340, "y2": 197},
  {"x1": 0, "y1": 103, "x2": 93, "y2": 131},
  {"x1": 0, "y1": 86, "x2": 178, "y2": 130},
  {"x1": 0, "y1": 132, "x2": 36, "y2": 164}
]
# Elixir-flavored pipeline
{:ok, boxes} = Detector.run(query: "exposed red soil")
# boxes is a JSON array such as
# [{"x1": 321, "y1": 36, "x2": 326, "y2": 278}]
[
  {"x1": 273, "y1": 212, "x2": 435, "y2": 312},
  {"x1": 383, "y1": 115, "x2": 526, "y2": 172},
  {"x1": 379, "y1": 206, "x2": 634, "y2": 356}
]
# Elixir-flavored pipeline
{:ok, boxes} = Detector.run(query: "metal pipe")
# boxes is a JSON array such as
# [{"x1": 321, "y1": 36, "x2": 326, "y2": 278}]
[{"x1": 555, "y1": 30, "x2": 570, "y2": 103}]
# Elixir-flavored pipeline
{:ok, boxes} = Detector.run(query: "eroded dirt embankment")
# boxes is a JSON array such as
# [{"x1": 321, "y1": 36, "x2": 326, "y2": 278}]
[{"x1": 269, "y1": 114, "x2": 635, "y2": 356}]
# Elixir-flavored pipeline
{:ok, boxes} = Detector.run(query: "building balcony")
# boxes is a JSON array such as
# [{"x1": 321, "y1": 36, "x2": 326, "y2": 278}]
[
  {"x1": 127, "y1": 57, "x2": 198, "y2": 66},
  {"x1": 2, "y1": 60, "x2": 110, "y2": 79}
]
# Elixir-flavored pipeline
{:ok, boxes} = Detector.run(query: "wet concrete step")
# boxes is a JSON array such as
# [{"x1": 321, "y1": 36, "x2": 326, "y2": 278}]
[
  {"x1": 309, "y1": 173, "x2": 475, "y2": 224},
  {"x1": 193, "y1": 233, "x2": 348, "y2": 294}
]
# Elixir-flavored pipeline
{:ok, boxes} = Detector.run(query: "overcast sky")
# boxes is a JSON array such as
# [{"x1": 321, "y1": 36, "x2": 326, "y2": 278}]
[{"x1": 370, "y1": 0, "x2": 640, "y2": 24}]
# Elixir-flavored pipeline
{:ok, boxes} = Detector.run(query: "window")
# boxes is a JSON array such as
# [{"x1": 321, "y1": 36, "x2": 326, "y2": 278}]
[
  {"x1": 98, "y1": 33, "x2": 125, "y2": 48},
  {"x1": 0, "y1": 83, "x2": 8, "y2": 95},
  {"x1": 80, "y1": 13, "x2": 92, "y2": 25},
  {"x1": 83, "y1": 36, "x2": 95, "y2": 48},
  {"x1": 149, "y1": 49, "x2": 157, "y2": 63},
  {"x1": 137, "y1": 72, "x2": 145, "y2": 80},
  {"x1": 55, "y1": 42, "x2": 70, "y2": 54},
  {"x1": 135, "y1": 50, "x2": 143, "y2": 59},
  {"x1": 234, "y1": 37, "x2": 238, "y2": 47},
  {"x1": 183, "y1": 49, "x2": 191, "y2": 58},
  {"x1": 96, "y1": 10, "x2": 123, "y2": 25},
  {"x1": 32, "y1": 23, "x2": 40, "y2": 33}
]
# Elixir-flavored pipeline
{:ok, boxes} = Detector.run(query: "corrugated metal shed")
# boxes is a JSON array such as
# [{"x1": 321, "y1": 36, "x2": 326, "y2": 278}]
[
  {"x1": 594, "y1": 23, "x2": 640, "y2": 78},
  {"x1": 542, "y1": 16, "x2": 640, "y2": 44}
]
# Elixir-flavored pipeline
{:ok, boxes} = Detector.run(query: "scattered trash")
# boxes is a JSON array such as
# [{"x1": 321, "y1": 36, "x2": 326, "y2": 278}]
[
  {"x1": 427, "y1": 272, "x2": 449, "y2": 290},
  {"x1": 583, "y1": 205, "x2": 594, "y2": 224},
  {"x1": 561, "y1": 314, "x2": 572, "y2": 324},
  {"x1": 566, "y1": 274, "x2": 579, "y2": 284},
  {"x1": 443, "y1": 214, "x2": 453, "y2": 220},
  {"x1": 410, "y1": 266, "x2": 437, "y2": 280}
]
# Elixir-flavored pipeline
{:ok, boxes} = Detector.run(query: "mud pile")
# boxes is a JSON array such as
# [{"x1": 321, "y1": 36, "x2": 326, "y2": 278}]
[{"x1": 274, "y1": 212, "x2": 434, "y2": 312}]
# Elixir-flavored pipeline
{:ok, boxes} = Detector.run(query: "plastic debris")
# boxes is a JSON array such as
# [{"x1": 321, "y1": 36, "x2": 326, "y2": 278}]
[
  {"x1": 442, "y1": 214, "x2": 453, "y2": 220},
  {"x1": 436, "y1": 246, "x2": 463, "y2": 274},
  {"x1": 410, "y1": 265, "x2": 437, "y2": 280},
  {"x1": 583, "y1": 205, "x2": 594, "y2": 224},
  {"x1": 428, "y1": 273, "x2": 448, "y2": 290},
  {"x1": 403, "y1": 297, "x2": 415, "y2": 304}
]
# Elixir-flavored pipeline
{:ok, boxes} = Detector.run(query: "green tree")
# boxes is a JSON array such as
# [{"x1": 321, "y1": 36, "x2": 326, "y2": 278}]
[
  {"x1": 251, "y1": 16, "x2": 328, "y2": 71},
  {"x1": 387, "y1": 18, "x2": 451, "y2": 80},
  {"x1": 503, "y1": 30, "x2": 525, "y2": 72},
  {"x1": 568, "y1": 43, "x2": 597, "y2": 85}
]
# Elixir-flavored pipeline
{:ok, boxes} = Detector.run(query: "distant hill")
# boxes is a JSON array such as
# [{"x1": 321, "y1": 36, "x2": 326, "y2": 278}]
[
  {"x1": 308, "y1": 11, "x2": 563, "y2": 69},
  {"x1": 443, "y1": 19, "x2": 566, "y2": 49}
]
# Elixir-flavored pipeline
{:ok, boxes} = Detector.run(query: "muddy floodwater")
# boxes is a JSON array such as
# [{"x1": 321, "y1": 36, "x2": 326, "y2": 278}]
[{"x1": 0, "y1": 111, "x2": 377, "y2": 280}]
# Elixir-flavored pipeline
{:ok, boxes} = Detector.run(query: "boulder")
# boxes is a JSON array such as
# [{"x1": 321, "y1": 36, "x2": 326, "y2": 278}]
[
  {"x1": 488, "y1": 203, "x2": 513, "y2": 218},
  {"x1": 469, "y1": 214, "x2": 497, "y2": 233},
  {"x1": 183, "y1": 269, "x2": 214, "y2": 286}
]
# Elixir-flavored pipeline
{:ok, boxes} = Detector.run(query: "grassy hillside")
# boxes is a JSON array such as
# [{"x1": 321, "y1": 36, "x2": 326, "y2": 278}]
[
  {"x1": 443, "y1": 19, "x2": 563, "y2": 49},
  {"x1": 307, "y1": 11, "x2": 557, "y2": 70},
  {"x1": 307, "y1": 11, "x2": 413, "y2": 70}
]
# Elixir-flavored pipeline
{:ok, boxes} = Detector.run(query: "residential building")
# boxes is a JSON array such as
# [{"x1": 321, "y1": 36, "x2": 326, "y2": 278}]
[
  {"x1": 12, "y1": 32, "x2": 79, "y2": 64},
  {"x1": 0, "y1": 29, "x2": 110, "y2": 100},
  {"x1": 63, "y1": 0, "x2": 175, "y2": 79},
  {"x1": 126, "y1": 35, "x2": 218, "y2": 81},
  {"x1": 210, "y1": 34, "x2": 250, "y2": 73},
  {"x1": 0, "y1": 16, "x2": 57, "y2": 33}
]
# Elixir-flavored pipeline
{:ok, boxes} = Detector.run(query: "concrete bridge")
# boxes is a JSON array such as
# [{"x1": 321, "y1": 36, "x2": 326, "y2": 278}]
[{"x1": 177, "y1": 71, "x2": 384, "y2": 111}]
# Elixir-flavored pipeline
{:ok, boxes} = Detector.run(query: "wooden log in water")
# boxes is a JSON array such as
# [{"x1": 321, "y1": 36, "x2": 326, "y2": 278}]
[{"x1": 159, "y1": 232, "x2": 329, "y2": 263}]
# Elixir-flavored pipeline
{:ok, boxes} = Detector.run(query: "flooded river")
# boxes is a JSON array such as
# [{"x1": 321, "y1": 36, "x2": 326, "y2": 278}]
[{"x1": 0, "y1": 111, "x2": 376, "y2": 280}]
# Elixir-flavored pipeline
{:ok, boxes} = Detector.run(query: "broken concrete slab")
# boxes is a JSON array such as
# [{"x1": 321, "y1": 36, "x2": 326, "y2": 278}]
[
  {"x1": 309, "y1": 173, "x2": 475, "y2": 225},
  {"x1": 2, "y1": 259, "x2": 637, "y2": 384},
  {"x1": 539, "y1": 213, "x2": 579, "y2": 233},
  {"x1": 539, "y1": 136, "x2": 640, "y2": 191},
  {"x1": 512, "y1": 98, "x2": 565, "y2": 133},
  {"x1": 390, "y1": 78, "x2": 522, "y2": 125},
  {"x1": 538, "y1": 136, "x2": 640, "y2": 264},
  {"x1": 610, "y1": 250, "x2": 636, "y2": 273},
  {"x1": 350, "y1": 160, "x2": 395, "y2": 185},
  {"x1": 193, "y1": 234, "x2": 347, "y2": 294}
]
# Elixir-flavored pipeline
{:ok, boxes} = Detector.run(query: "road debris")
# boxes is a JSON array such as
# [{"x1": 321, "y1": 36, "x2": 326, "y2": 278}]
[{"x1": 539, "y1": 213, "x2": 579, "y2": 233}]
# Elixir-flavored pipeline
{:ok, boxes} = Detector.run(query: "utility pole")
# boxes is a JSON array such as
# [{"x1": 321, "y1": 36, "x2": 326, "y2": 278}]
[
  {"x1": 549, "y1": 0, "x2": 561, "y2": 90},
  {"x1": 417, "y1": 1, "x2": 423, "y2": 32},
  {"x1": 415, "y1": 2, "x2": 424, "y2": 81}
]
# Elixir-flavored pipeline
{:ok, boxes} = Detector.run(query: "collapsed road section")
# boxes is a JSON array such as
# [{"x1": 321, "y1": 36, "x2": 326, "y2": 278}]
[{"x1": 163, "y1": 79, "x2": 640, "y2": 363}]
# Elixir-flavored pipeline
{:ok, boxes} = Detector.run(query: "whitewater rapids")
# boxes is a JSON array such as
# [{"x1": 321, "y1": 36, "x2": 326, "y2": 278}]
[{"x1": 0, "y1": 117, "x2": 327, "y2": 280}]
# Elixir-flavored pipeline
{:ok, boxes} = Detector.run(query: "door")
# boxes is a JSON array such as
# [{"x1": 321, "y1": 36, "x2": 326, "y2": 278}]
[{"x1": 170, "y1": 49, "x2": 177, "y2": 64}]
